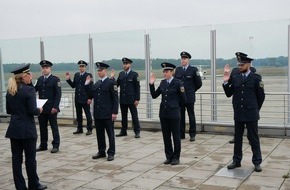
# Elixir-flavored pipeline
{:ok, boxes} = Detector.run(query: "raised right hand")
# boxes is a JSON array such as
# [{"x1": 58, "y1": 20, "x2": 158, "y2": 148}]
[
  {"x1": 223, "y1": 64, "x2": 231, "y2": 82},
  {"x1": 85, "y1": 75, "x2": 91, "y2": 85},
  {"x1": 110, "y1": 69, "x2": 115, "y2": 79},
  {"x1": 150, "y1": 73, "x2": 156, "y2": 84},
  {"x1": 65, "y1": 72, "x2": 70, "y2": 80}
]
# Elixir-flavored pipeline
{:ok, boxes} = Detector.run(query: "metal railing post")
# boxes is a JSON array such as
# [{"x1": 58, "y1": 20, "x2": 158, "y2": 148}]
[
  {"x1": 40, "y1": 38, "x2": 45, "y2": 60},
  {"x1": 88, "y1": 35, "x2": 96, "y2": 83},
  {"x1": 0, "y1": 48, "x2": 5, "y2": 114},
  {"x1": 144, "y1": 32, "x2": 152, "y2": 119},
  {"x1": 287, "y1": 25, "x2": 290, "y2": 126},
  {"x1": 210, "y1": 28, "x2": 217, "y2": 121}
]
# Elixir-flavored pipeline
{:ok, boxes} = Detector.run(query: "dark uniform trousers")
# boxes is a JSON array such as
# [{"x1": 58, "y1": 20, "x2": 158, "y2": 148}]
[
  {"x1": 76, "y1": 102, "x2": 92, "y2": 131},
  {"x1": 150, "y1": 78, "x2": 186, "y2": 161},
  {"x1": 160, "y1": 118, "x2": 181, "y2": 160},
  {"x1": 223, "y1": 71, "x2": 265, "y2": 166},
  {"x1": 6, "y1": 84, "x2": 42, "y2": 190},
  {"x1": 175, "y1": 66, "x2": 202, "y2": 138},
  {"x1": 35, "y1": 75, "x2": 61, "y2": 149},
  {"x1": 86, "y1": 78, "x2": 118, "y2": 156},
  {"x1": 120, "y1": 104, "x2": 140, "y2": 134},
  {"x1": 10, "y1": 138, "x2": 40, "y2": 190},
  {"x1": 117, "y1": 70, "x2": 141, "y2": 134},
  {"x1": 95, "y1": 119, "x2": 115, "y2": 156},
  {"x1": 67, "y1": 72, "x2": 93, "y2": 131},
  {"x1": 180, "y1": 103, "x2": 196, "y2": 138},
  {"x1": 234, "y1": 121, "x2": 262, "y2": 165},
  {"x1": 38, "y1": 113, "x2": 60, "y2": 149}
]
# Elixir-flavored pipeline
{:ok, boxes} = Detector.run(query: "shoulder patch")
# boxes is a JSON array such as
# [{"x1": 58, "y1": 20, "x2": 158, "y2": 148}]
[
  {"x1": 114, "y1": 85, "x2": 118, "y2": 91},
  {"x1": 180, "y1": 86, "x2": 185, "y2": 93},
  {"x1": 196, "y1": 71, "x2": 200, "y2": 76},
  {"x1": 259, "y1": 81, "x2": 264, "y2": 88},
  {"x1": 57, "y1": 81, "x2": 61, "y2": 87}
]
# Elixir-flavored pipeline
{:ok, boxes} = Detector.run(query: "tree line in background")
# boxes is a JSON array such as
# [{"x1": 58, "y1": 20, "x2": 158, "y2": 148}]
[{"x1": 3, "y1": 56, "x2": 288, "y2": 73}]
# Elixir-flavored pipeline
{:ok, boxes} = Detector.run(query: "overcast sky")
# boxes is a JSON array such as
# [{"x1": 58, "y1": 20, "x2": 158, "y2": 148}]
[
  {"x1": 0, "y1": 0, "x2": 290, "y2": 39},
  {"x1": 0, "y1": 0, "x2": 290, "y2": 63}
]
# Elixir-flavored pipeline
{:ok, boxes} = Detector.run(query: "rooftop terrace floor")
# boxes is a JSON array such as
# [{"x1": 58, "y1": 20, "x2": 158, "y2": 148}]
[{"x1": 0, "y1": 124, "x2": 290, "y2": 190}]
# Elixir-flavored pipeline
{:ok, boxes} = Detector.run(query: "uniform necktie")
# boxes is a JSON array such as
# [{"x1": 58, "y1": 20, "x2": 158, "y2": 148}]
[
  {"x1": 167, "y1": 81, "x2": 170, "y2": 86},
  {"x1": 44, "y1": 76, "x2": 46, "y2": 82},
  {"x1": 183, "y1": 67, "x2": 186, "y2": 71},
  {"x1": 242, "y1": 74, "x2": 246, "y2": 80}
]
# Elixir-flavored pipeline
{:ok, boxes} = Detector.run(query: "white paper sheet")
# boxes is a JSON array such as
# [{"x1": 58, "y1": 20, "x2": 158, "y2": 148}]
[{"x1": 36, "y1": 99, "x2": 48, "y2": 107}]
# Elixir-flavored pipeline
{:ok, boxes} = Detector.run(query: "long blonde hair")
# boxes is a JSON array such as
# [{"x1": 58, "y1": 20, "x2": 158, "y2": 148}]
[{"x1": 7, "y1": 73, "x2": 25, "y2": 96}]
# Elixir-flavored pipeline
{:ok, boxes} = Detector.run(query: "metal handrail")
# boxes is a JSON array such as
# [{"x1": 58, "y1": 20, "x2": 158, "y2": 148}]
[{"x1": 1, "y1": 90, "x2": 289, "y2": 133}]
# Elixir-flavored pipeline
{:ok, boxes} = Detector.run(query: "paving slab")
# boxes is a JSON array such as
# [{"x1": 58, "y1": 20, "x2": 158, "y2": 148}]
[{"x1": 0, "y1": 124, "x2": 289, "y2": 190}]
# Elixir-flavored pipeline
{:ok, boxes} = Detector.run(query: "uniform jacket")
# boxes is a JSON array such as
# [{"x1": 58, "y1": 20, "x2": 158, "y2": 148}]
[
  {"x1": 86, "y1": 78, "x2": 118, "y2": 119},
  {"x1": 35, "y1": 75, "x2": 62, "y2": 114},
  {"x1": 223, "y1": 70, "x2": 265, "y2": 122},
  {"x1": 150, "y1": 78, "x2": 186, "y2": 119},
  {"x1": 116, "y1": 70, "x2": 140, "y2": 104},
  {"x1": 6, "y1": 84, "x2": 40, "y2": 139},
  {"x1": 175, "y1": 65, "x2": 202, "y2": 103},
  {"x1": 66, "y1": 72, "x2": 93, "y2": 104}
]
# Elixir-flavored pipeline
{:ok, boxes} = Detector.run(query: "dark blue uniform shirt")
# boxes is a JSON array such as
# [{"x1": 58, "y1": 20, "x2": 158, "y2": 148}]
[
  {"x1": 35, "y1": 75, "x2": 62, "y2": 114},
  {"x1": 86, "y1": 78, "x2": 118, "y2": 119},
  {"x1": 116, "y1": 70, "x2": 140, "y2": 104},
  {"x1": 150, "y1": 78, "x2": 186, "y2": 119},
  {"x1": 6, "y1": 84, "x2": 40, "y2": 139},
  {"x1": 66, "y1": 72, "x2": 93, "y2": 104},
  {"x1": 223, "y1": 71, "x2": 265, "y2": 122},
  {"x1": 175, "y1": 65, "x2": 202, "y2": 103}
]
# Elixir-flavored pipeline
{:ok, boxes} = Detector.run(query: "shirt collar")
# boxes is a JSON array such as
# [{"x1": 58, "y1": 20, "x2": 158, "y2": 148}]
[
  {"x1": 125, "y1": 69, "x2": 131, "y2": 74},
  {"x1": 183, "y1": 64, "x2": 189, "y2": 70},
  {"x1": 44, "y1": 73, "x2": 51, "y2": 78},
  {"x1": 167, "y1": 77, "x2": 173, "y2": 83},
  {"x1": 243, "y1": 70, "x2": 251, "y2": 77},
  {"x1": 100, "y1": 76, "x2": 108, "y2": 82}
]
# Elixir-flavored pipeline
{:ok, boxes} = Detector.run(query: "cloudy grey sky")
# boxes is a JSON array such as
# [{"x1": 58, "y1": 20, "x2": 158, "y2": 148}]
[
  {"x1": 0, "y1": 0, "x2": 290, "y2": 62},
  {"x1": 0, "y1": 0, "x2": 289, "y2": 39}
]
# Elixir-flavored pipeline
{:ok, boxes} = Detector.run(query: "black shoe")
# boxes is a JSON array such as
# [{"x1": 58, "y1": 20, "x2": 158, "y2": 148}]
[
  {"x1": 36, "y1": 146, "x2": 47, "y2": 152},
  {"x1": 86, "y1": 130, "x2": 92, "y2": 135},
  {"x1": 116, "y1": 131, "x2": 127, "y2": 137},
  {"x1": 163, "y1": 159, "x2": 171, "y2": 165},
  {"x1": 181, "y1": 137, "x2": 185, "y2": 139},
  {"x1": 73, "y1": 130, "x2": 83, "y2": 134},
  {"x1": 171, "y1": 159, "x2": 180, "y2": 165},
  {"x1": 229, "y1": 138, "x2": 235, "y2": 144},
  {"x1": 107, "y1": 155, "x2": 114, "y2": 161},
  {"x1": 51, "y1": 148, "x2": 59, "y2": 153},
  {"x1": 135, "y1": 132, "x2": 140, "y2": 138},
  {"x1": 254, "y1": 165, "x2": 262, "y2": 172},
  {"x1": 29, "y1": 183, "x2": 47, "y2": 190},
  {"x1": 190, "y1": 136, "x2": 196, "y2": 141},
  {"x1": 227, "y1": 162, "x2": 241, "y2": 169},
  {"x1": 92, "y1": 153, "x2": 106, "y2": 159}
]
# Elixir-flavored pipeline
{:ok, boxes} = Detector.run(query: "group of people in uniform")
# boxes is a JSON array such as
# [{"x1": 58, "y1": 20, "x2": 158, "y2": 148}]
[{"x1": 4, "y1": 50, "x2": 265, "y2": 189}]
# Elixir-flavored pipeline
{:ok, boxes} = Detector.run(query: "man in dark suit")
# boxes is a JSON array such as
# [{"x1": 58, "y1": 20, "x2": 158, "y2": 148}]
[
  {"x1": 66, "y1": 60, "x2": 93, "y2": 135},
  {"x1": 228, "y1": 64, "x2": 257, "y2": 144},
  {"x1": 223, "y1": 52, "x2": 265, "y2": 172},
  {"x1": 114, "y1": 57, "x2": 141, "y2": 138},
  {"x1": 85, "y1": 62, "x2": 118, "y2": 161},
  {"x1": 35, "y1": 60, "x2": 62, "y2": 154},
  {"x1": 175, "y1": 51, "x2": 202, "y2": 141},
  {"x1": 149, "y1": 62, "x2": 186, "y2": 165},
  {"x1": 6, "y1": 63, "x2": 47, "y2": 190}
]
